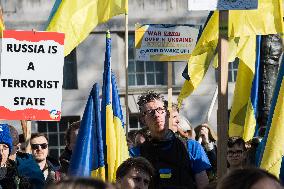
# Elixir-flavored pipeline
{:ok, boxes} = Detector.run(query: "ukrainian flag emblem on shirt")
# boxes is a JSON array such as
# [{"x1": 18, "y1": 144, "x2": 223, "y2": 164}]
[{"x1": 159, "y1": 168, "x2": 172, "y2": 179}]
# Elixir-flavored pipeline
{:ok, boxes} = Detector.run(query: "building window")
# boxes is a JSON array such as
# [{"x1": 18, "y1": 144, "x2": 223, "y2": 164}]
[
  {"x1": 129, "y1": 114, "x2": 143, "y2": 132},
  {"x1": 37, "y1": 116, "x2": 80, "y2": 159},
  {"x1": 128, "y1": 35, "x2": 167, "y2": 86},
  {"x1": 63, "y1": 49, "x2": 78, "y2": 89},
  {"x1": 228, "y1": 59, "x2": 239, "y2": 82}
]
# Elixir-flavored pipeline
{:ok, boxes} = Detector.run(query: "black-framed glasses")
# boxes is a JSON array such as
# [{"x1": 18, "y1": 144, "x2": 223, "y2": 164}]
[
  {"x1": 144, "y1": 107, "x2": 165, "y2": 117},
  {"x1": 31, "y1": 143, "x2": 48, "y2": 150},
  {"x1": 227, "y1": 150, "x2": 243, "y2": 156}
]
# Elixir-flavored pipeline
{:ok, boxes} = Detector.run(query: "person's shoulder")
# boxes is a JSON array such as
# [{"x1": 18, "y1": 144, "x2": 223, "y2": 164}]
[
  {"x1": 16, "y1": 151, "x2": 33, "y2": 160},
  {"x1": 186, "y1": 139, "x2": 202, "y2": 148}
]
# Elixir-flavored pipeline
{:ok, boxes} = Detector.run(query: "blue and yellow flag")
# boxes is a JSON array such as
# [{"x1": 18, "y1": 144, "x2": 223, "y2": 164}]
[
  {"x1": 68, "y1": 83, "x2": 105, "y2": 178},
  {"x1": 101, "y1": 31, "x2": 129, "y2": 182},
  {"x1": 111, "y1": 72, "x2": 129, "y2": 176},
  {"x1": 46, "y1": 0, "x2": 128, "y2": 56},
  {"x1": 178, "y1": 0, "x2": 283, "y2": 106},
  {"x1": 229, "y1": 36, "x2": 261, "y2": 141},
  {"x1": 258, "y1": 59, "x2": 284, "y2": 177}
]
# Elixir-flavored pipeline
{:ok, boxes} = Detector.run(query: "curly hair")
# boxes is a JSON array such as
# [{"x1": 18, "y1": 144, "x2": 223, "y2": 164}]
[{"x1": 137, "y1": 91, "x2": 165, "y2": 112}]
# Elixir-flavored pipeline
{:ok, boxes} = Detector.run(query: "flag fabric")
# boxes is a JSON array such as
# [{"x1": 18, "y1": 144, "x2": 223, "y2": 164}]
[
  {"x1": 46, "y1": 0, "x2": 128, "y2": 56},
  {"x1": 177, "y1": 12, "x2": 219, "y2": 106},
  {"x1": 258, "y1": 58, "x2": 284, "y2": 177},
  {"x1": 68, "y1": 83, "x2": 105, "y2": 178},
  {"x1": 229, "y1": 36, "x2": 261, "y2": 141},
  {"x1": 111, "y1": 72, "x2": 129, "y2": 176},
  {"x1": 228, "y1": 0, "x2": 283, "y2": 38},
  {"x1": 101, "y1": 31, "x2": 116, "y2": 181},
  {"x1": 178, "y1": 0, "x2": 283, "y2": 106},
  {"x1": 0, "y1": 6, "x2": 5, "y2": 36},
  {"x1": 101, "y1": 31, "x2": 129, "y2": 182}
]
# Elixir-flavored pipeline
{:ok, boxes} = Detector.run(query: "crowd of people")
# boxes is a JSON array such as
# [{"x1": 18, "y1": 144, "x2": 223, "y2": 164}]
[{"x1": 0, "y1": 91, "x2": 281, "y2": 189}]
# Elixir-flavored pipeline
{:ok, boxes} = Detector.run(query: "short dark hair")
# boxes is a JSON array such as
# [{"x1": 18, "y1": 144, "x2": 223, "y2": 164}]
[
  {"x1": 116, "y1": 157, "x2": 155, "y2": 181},
  {"x1": 228, "y1": 136, "x2": 246, "y2": 150},
  {"x1": 217, "y1": 168, "x2": 281, "y2": 189},
  {"x1": 31, "y1": 133, "x2": 48, "y2": 142},
  {"x1": 137, "y1": 91, "x2": 165, "y2": 112},
  {"x1": 65, "y1": 121, "x2": 80, "y2": 145},
  {"x1": 47, "y1": 177, "x2": 108, "y2": 189}
]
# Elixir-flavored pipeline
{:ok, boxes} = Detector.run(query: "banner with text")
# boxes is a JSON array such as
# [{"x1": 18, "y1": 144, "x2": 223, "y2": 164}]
[
  {"x1": 0, "y1": 30, "x2": 65, "y2": 120},
  {"x1": 188, "y1": 0, "x2": 257, "y2": 10},
  {"x1": 135, "y1": 24, "x2": 199, "y2": 61}
]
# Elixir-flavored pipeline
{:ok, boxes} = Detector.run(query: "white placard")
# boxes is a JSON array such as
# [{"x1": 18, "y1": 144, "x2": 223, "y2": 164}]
[
  {"x1": 135, "y1": 24, "x2": 199, "y2": 62},
  {"x1": 0, "y1": 30, "x2": 65, "y2": 120}
]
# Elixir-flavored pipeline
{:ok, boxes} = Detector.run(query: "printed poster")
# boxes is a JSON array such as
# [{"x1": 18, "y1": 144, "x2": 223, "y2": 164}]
[
  {"x1": 0, "y1": 30, "x2": 65, "y2": 120},
  {"x1": 135, "y1": 24, "x2": 199, "y2": 61}
]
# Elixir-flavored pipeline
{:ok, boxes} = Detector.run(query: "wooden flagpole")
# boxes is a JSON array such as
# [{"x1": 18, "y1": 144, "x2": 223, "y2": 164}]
[
  {"x1": 168, "y1": 62, "x2": 173, "y2": 130},
  {"x1": 217, "y1": 10, "x2": 229, "y2": 178}
]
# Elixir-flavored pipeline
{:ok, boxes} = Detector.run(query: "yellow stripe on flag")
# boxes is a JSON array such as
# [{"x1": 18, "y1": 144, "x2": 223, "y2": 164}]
[
  {"x1": 46, "y1": 0, "x2": 128, "y2": 56},
  {"x1": 113, "y1": 116, "x2": 129, "y2": 180},
  {"x1": 91, "y1": 166, "x2": 106, "y2": 181},
  {"x1": 178, "y1": 0, "x2": 283, "y2": 106},
  {"x1": 260, "y1": 69, "x2": 284, "y2": 177},
  {"x1": 106, "y1": 105, "x2": 116, "y2": 181},
  {"x1": 229, "y1": 36, "x2": 257, "y2": 141}
]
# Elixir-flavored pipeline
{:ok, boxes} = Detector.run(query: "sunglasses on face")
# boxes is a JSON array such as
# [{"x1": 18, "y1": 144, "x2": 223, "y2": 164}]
[
  {"x1": 143, "y1": 107, "x2": 165, "y2": 117},
  {"x1": 31, "y1": 143, "x2": 48, "y2": 150}
]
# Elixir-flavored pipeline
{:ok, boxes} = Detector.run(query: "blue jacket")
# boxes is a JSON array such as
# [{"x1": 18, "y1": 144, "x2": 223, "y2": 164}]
[{"x1": 16, "y1": 152, "x2": 45, "y2": 189}]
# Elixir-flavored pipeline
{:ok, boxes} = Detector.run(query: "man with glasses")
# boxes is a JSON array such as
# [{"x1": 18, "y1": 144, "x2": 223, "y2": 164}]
[
  {"x1": 227, "y1": 136, "x2": 246, "y2": 172},
  {"x1": 30, "y1": 133, "x2": 61, "y2": 184},
  {"x1": 130, "y1": 91, "x2": 210, "y2": 189}
]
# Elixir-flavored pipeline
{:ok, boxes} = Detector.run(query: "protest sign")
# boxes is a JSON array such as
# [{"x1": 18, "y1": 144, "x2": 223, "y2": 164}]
[
  {"x1": 188, "y1": 0, "x2": 258, "y2": 10},
  {"x1": 0, "y1": 30, "x2": 64, "y2": 120},
  {"x1": 135, "y1": 24, "x2": 199, "y2": 61}
]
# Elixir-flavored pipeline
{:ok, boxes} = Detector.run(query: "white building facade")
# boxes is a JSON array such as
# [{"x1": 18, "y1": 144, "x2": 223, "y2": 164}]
[{"x1": 1, "y1": 0, "x2": 236, "y2": 158}]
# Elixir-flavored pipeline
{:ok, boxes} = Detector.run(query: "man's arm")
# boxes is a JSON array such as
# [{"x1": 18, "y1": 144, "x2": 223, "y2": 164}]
[{"x1": 194, "y1": 170, "x2": 209, "y2": 189}]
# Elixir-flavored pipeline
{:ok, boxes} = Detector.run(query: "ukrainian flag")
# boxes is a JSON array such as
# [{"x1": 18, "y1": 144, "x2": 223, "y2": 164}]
[
  {"x1": 258, "y1": 58, "x2": 284, "y2": 177},
  {"x1": 46, "y1": 0, "x2": 128, "y2": 56},
  {"x1": 111, "y1": 72, "x2": 129, "y2": 178},
  {"x1": 229, "y1": 36, "x2": 261, "y2": 141},
  {"x1": 68, "y1": 83, "x2": 105, "y2": 178},
  {"x1": 178, "y1": 0, "x2": 283, "y2": 106},
  {"x1": 101, "y1": 31, "x2": 129, "y2": 182}
]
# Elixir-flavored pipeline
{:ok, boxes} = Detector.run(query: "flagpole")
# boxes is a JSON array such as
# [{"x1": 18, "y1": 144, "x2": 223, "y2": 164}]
[
  {"x1": 124, "y1": 12, "x2": 129, "y2": 135},
  {"x1": 217, "y1": 10, "x2": 229, "y2": 178}
]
